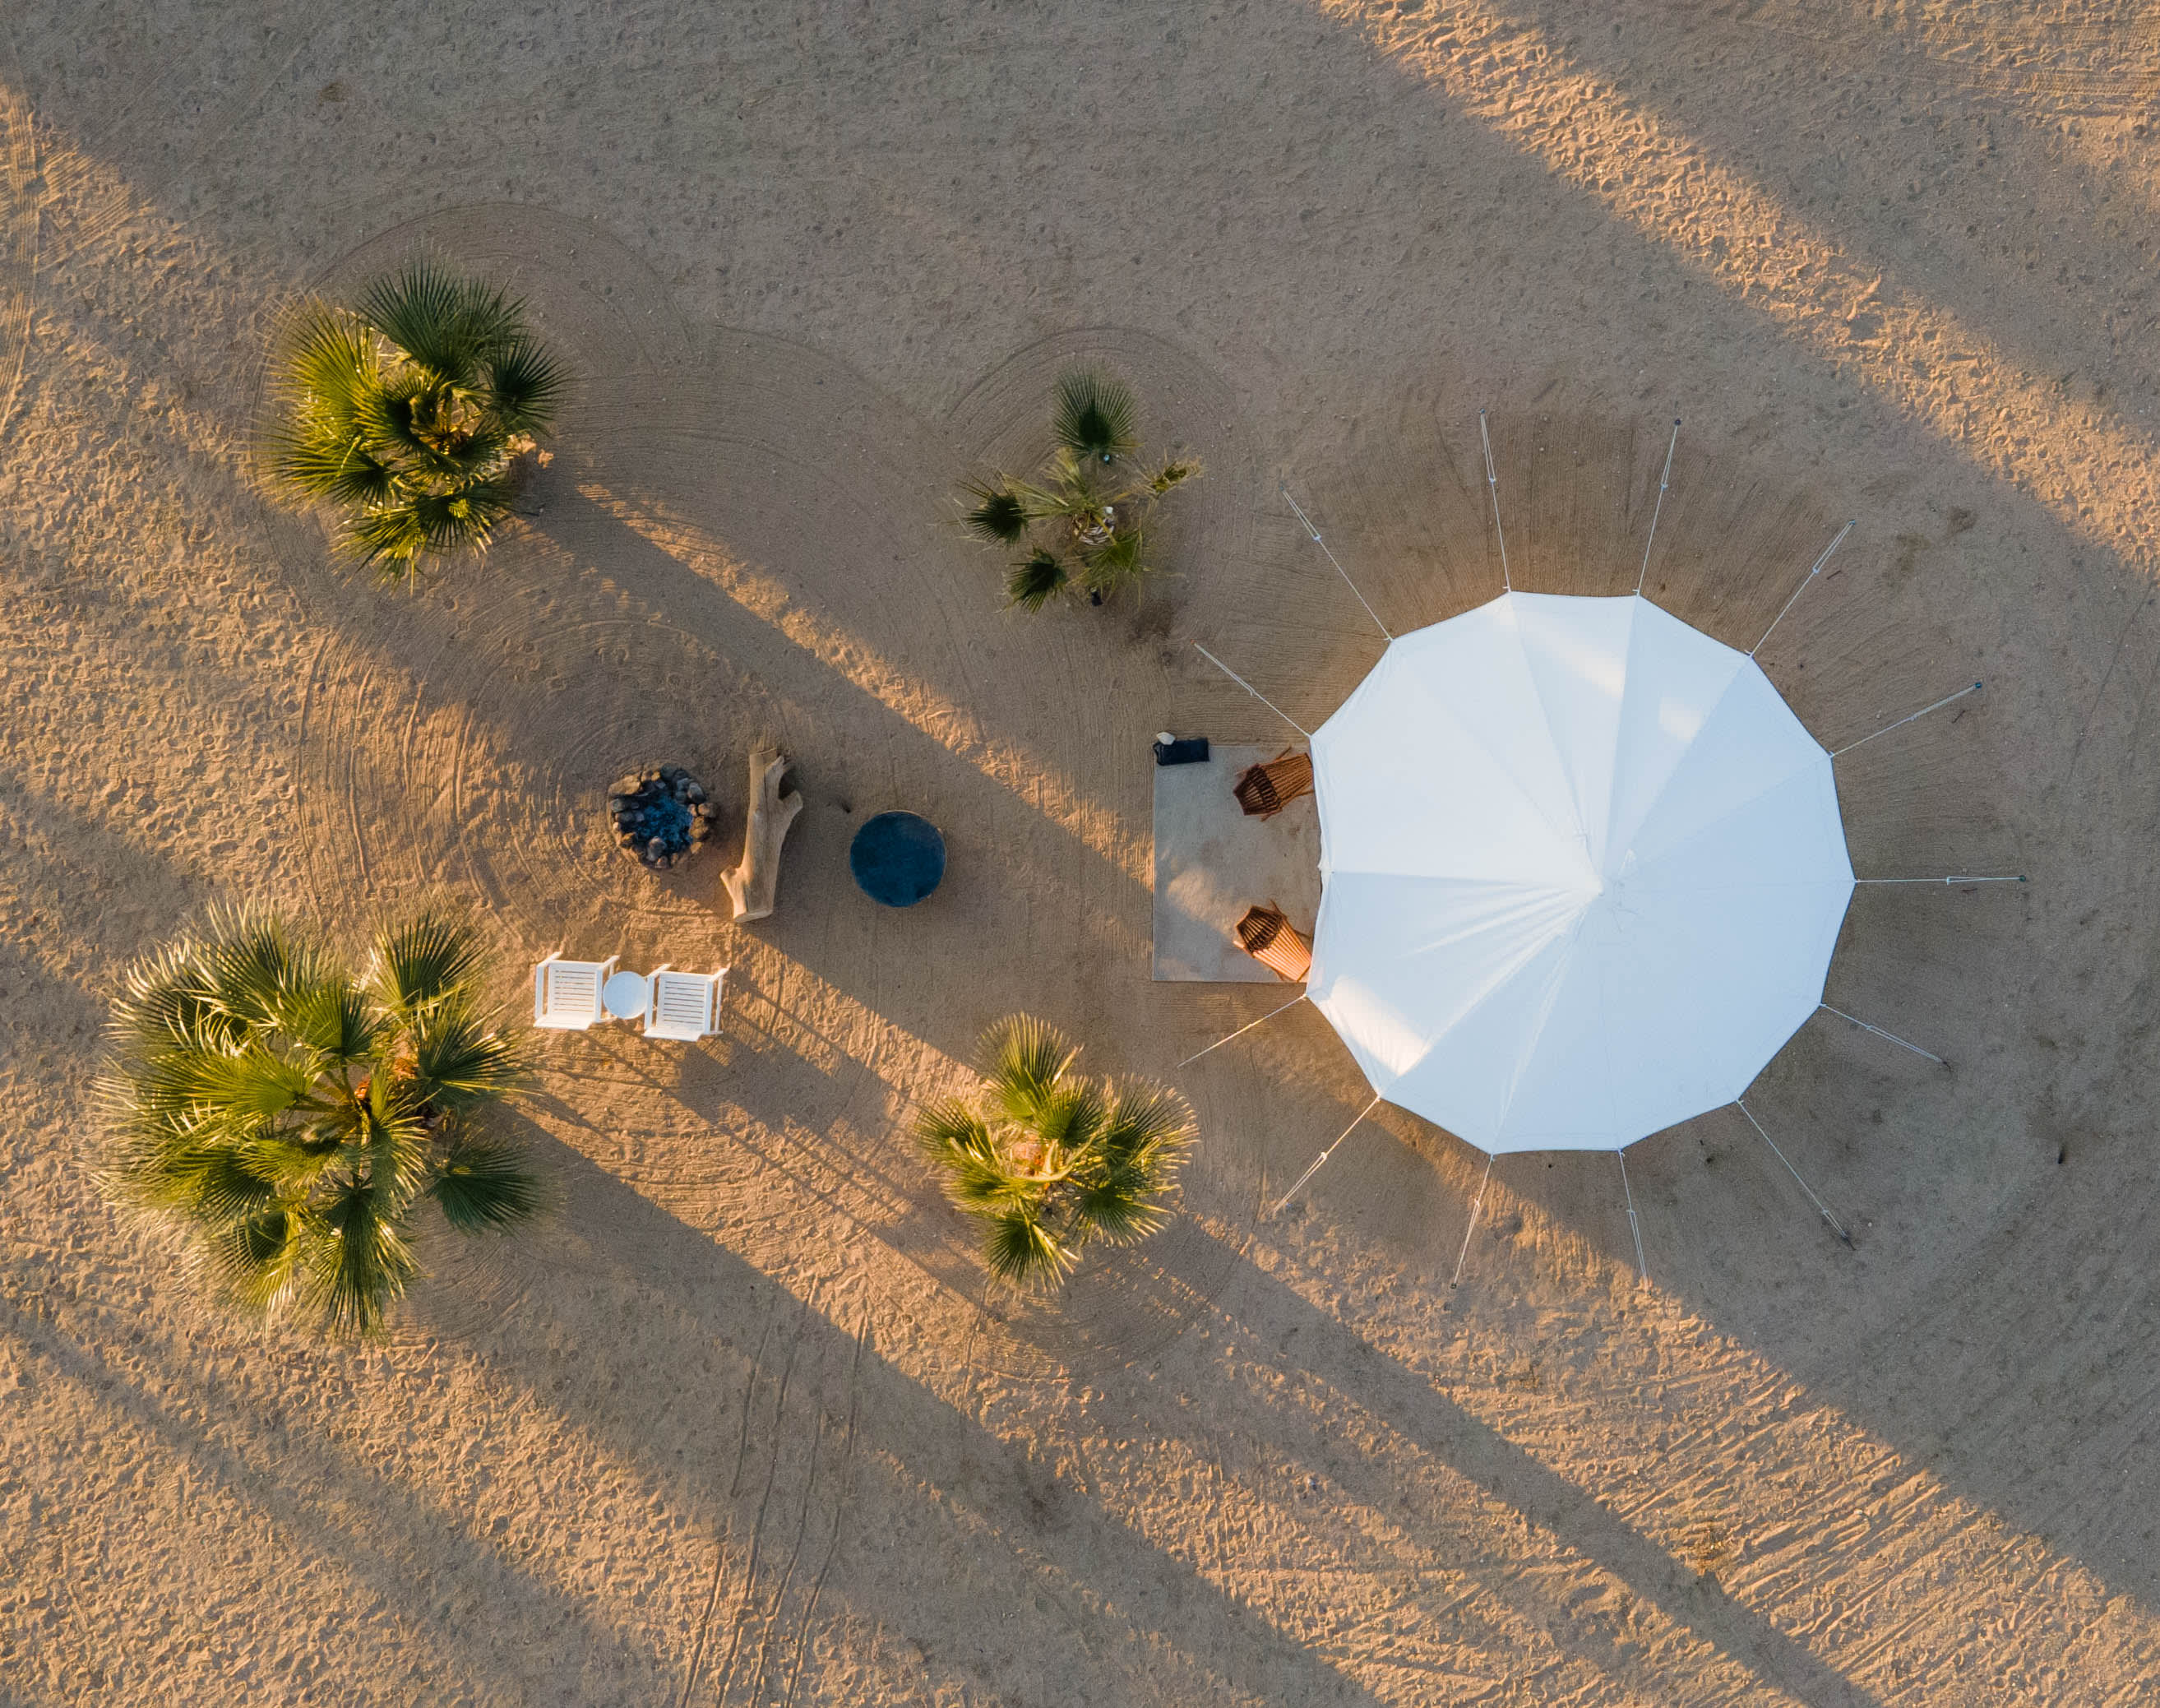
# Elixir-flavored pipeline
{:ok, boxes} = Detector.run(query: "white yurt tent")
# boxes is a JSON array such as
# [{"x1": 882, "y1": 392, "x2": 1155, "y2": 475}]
[{"x1": 1305, "y1": 590, "x2": 1855, "y2": 1155}]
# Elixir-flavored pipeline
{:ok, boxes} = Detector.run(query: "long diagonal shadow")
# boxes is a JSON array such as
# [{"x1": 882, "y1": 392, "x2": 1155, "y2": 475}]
[
  {"x1": 0, "y1": 1290, "x2": 673, "y2": 1697},
  {"x1": 1153, "y1": 1231, "x2": 1885, "y2": 1708},
  {"x1": 525, "y1": 1136, "x2": 1391, "y2": 1706}
]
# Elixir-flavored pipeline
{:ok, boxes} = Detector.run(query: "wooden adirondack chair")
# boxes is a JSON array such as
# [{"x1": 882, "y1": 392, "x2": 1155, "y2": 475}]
[
  {"x1": 1234, "y1": 748, "x2": 1314, "y2": 820},
  {"x1": 1236, "y1": 903, "x2": 1312, "y2": 983}
]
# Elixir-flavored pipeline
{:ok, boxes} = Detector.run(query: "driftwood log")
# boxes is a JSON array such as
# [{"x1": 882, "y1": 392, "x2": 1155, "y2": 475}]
[{"x1": 721, "y1": 748, "x2": 802, "y2": 923}]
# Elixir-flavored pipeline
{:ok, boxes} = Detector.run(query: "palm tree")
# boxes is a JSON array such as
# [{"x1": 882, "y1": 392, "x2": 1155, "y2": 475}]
[
  {"x1": 265, "y1": 257, "x2": 566, "y2": 576},
  {"x1": 960, "y1": 368, "x2": 1202, "y2": 610},
  {"x1": 98, "y1": 906, "x2": 542, "y2": 1338},
  {"x1": 914, "y1": 1016, "x2": 1196, "y2": 1289}
]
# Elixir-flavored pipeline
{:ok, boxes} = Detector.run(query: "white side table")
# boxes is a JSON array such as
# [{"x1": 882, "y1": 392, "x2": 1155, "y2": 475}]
[{"x1": 601, "y1": 970, "x2": 650, "y2": 1022}]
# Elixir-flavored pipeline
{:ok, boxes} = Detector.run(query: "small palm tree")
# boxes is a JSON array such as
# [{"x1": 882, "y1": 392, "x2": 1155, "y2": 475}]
[
  {"x1": 960, "y1": 368, "x2": 1202, "y2": 611},
  {"x1": 98, "y1": 906, "x2": 542, "y2": 1338},
  {"x1": 914, "y1": 1016, "x2": 1197, "y2": 1289},
  {"x1": 266, "y1": 257, "x2": 566, "y2": 576}
]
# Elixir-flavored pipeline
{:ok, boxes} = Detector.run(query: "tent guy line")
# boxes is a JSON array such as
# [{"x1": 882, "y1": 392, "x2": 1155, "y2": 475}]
[
  {"x1": 1452, "y1": 1153, "x2": 1496, "y2": 1284},
  {"x1": 1855, "y1": 874, "x2": 2028, "y2": 885},
  {"x1": 1176, "y1": 992, "x2": 1309, "y2": 1069},
  {"x1": 1751, "y1": 518, "x2": 1856, "y2": 657},
  {"x1": 1818, "y1": 1003, "x2": 1949, "y2": 1067},
  {"x1": 1737, "y1": 1099, "x2": 1854, "y2": 1247},
  {"x1": 1478, "y1": 408, "x2": 1512, "y2": 592},
  {"x1": 1632, "y1": 418, "x2": 1681, "y2": 596},
  {"x1": 1282, "y1": 484, "x2": 1391, "y2": 640},
  {"x1": 1618, "y1": 1152, "x2": 1649, "y2": 1287},
  {"x1": 1191, "y1": 643, "x2": 1312, "y2": 739},
  {"x1": 1832, "y1": 680, "x2": 1983, "y2": 758},
  {"x1": 1265, "y1": 1095, "x2": 1385, "y2": 1220}
]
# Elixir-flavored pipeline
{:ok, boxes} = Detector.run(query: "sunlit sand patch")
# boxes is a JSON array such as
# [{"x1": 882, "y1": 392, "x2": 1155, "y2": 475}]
[
  {"x1": 1732, "y1": 2, "x2": 2160, "y2": 114},
  {"x1": 1313, "y1": 0, "x2": 2160, "y2": 589},
  {"x1": 580, "y1": 480, "x2": 1155, "y2": 891}
]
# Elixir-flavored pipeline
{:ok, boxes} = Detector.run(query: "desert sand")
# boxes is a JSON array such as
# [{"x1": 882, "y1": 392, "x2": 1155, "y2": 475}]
[{"x1": 2, "y1": 2, "x2": 2158, "y2": 1702}]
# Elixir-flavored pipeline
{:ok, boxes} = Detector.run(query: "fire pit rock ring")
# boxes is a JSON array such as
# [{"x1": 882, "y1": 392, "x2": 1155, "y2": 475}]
[{"x1": 608, "y1": 765, "x2": 720, "y2": 872}]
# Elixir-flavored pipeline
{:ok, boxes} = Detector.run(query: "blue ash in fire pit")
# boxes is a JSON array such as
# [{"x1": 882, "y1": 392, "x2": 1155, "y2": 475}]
[{"x1": 608, "y1": 766, "x2": 719, "y2": 871}]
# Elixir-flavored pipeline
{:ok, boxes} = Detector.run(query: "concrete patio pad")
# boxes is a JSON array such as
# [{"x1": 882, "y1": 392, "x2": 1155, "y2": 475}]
[{"x1": 1152, "y1": 743, "x2": 1321, "y2": 982}]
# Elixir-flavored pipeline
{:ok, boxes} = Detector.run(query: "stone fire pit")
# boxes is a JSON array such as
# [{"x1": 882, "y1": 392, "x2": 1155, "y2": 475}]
[{"x1": 608, "y1": 766, "x2": 719, "y2": 871}]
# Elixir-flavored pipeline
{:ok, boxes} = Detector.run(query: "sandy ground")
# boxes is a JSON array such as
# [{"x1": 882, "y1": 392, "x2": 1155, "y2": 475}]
[{"x1": 3, "y1": 1, "x2": 2159, "y2": 1702}]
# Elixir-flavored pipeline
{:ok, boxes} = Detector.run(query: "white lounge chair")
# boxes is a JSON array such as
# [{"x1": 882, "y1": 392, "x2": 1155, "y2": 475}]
[
  {"x1": 643, "y1": 965, "x2": 726, "y2": 1041},
  {"x1": 533, "y1": 952, "x2": 617, "y2": 1030}
]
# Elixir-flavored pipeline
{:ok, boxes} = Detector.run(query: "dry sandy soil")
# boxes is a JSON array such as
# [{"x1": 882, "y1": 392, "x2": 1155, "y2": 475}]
[{"x1": 3, "y1": 2, "x2": 2159, "y2": 1703}]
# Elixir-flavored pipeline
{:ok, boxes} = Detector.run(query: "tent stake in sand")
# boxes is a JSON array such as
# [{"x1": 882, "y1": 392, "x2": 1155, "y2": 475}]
[
  {"x1": 1633, "y1": 419, "x2": 1681, "y2": 596},
  {"x1": 1283, "y1": 484, "x2": 1390, "y2": 640},
  {"x1": 1737, "y1": 1099, "x2": 1853, "y2": 1246},
  {"x1": 1834, "y1": 681, "x2": 1982, "y2": 758},
  {"x1": 1819, "y1": 1002, "x2": 1949, "y2": 1067},
  {"x1": 1451, "y1": 1153, "x2": 1495, "y2": 1285},
  {"x1": 1265, "y1": 1095, "x2": 1383, "y2": 1220},
  {"x1": 1618, "y1": 1151, "x2": 1649, "y2": 1287},
  {"x1": 1752, "y1": 519, "x2": 1855, "y2": 657},
  {"x1": 1191, "y1": 643, "x2": 1311, "y2": 739},
  {"x1": 1478, "y1": 408, "x2": 1512, "y2": 592},
  {"x1": 1177, "y1": 992, "x2": 1308, "y2": 1069}
]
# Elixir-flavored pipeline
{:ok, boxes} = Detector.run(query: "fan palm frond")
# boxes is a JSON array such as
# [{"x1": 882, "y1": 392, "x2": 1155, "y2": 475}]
[
  {"x1": 1145, "y1": 455, "x2": 1203, "y2": 496},
  {"x1": 914, "y1": 1098, "x2": 992, "y2": 1160},
  {"x1": 414, "y1": 481, "x2": 516, "y2": 549},
  {"x1": 111, "y1": 943, "x2": 229, "y2": 1052},
  {"x1": 201, "y1": 1207, "x2": 309, "y2": 1312},
  {"x1": 234, "y1": 1130, "x2": 349, "y2": 1197},
  {"x1": 429, "y1": 1129, "x2": 543, "y2": 1233},
  {"x1": 964, "y1": 481, "x2": 1031, "y2": 544},
  {"x1": 981, "y1": 1015, "x2": 1075, "y2": 1127},
  {"x1": 271, "y1": 978, "x2": 381, "y2": 1067},
  {"x1": 368, "y1": 912, "x2": 487, "y2": 1021},
  {"x1": 201, "y1": 908, "x2": 318, "y2": 1029},
  {"x1": 1099, "y1": 1081, "x2": 1197, "y2": 1169},
  {"x1": 983, "y1": 1206, "x2": 1073, "y2": 1288},
  {"x1": 127, "y1": 1140, "x2": 281, "y2": 1224},
  {"x1": 358, "y1": 259, "x2": 521, "y2": 386},
  {"x1": 483, "y1": 336, "x2": 567, "y2": 433},
  {"x1": 271, "y1": 426, "x2": 401, "y2": 507},
  {"x1": 408, "y1": 1002, "x2": 527, "y2": 1111},
  {"x1": 1075, "y1": 1081, "x2": 1195, "y2": 1244},
  {"x1": 345, "y1": 480, "x2": 516, "y2": 574},
  {"x1": 1029, "y1": 1081, "x2": 1105, "y2": 1164},
  {"x1": 1005, "y1": 549, "x2": 1069, "y2": 611},
  {"x1": 308, "y1": 1172, "x2": 419, "y2": 1338},
  {"x1": 183, "y1": 1045, "x2": 318, "y2": 1132},
  {"x1": 341, "y1": 501, "x2": 431, "y2": 572},
  {"x1": 274, "y1": 306, "x2": 381, "y2": 430},
  {"x1": 1053, "y1": 368, "x2": 1139, "y2": 464}
]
